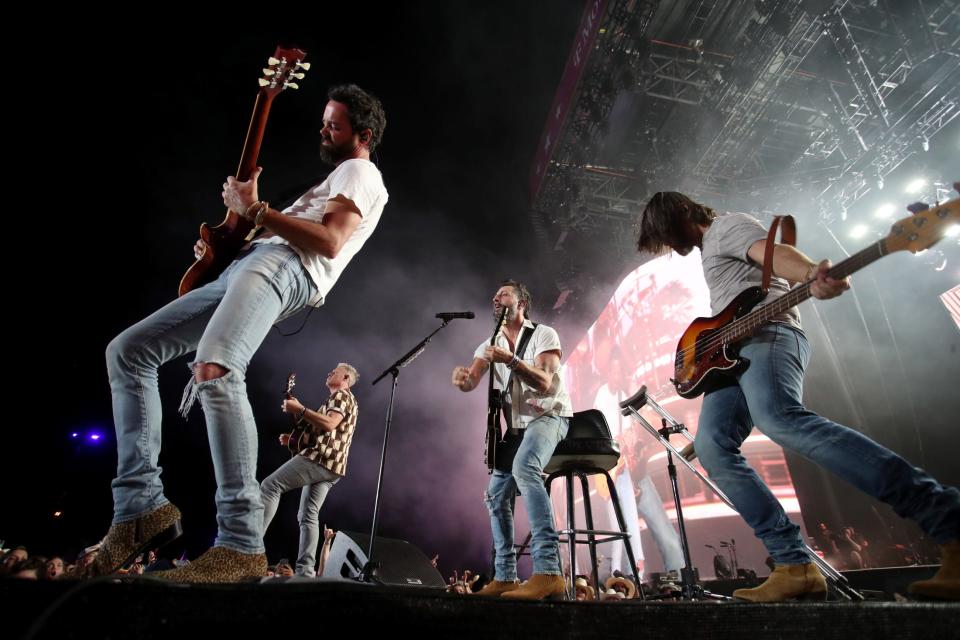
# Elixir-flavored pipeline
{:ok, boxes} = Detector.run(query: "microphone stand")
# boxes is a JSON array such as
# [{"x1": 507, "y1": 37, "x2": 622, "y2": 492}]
[{"x1": 359, "y1": 318, "x2": 457, "y2": 583}]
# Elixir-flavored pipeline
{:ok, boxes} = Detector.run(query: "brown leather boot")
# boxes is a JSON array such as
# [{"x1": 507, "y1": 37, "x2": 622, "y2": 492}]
[
  {"x1": 473, "y1": 579, "x2": 521, "y2": 597},
  {"x1": 152, "y1": 546, "x2": 267, "y2": 583},
  {"x1": 501, "y1": 574, "x2": 566, "y2": 600},
  {"x1": 733, "y1": 563, "x2": 827, "y2": 602},
  {"x1": 908, "y1": 541, "x2": 960, "y2": 601},
  {"x1": 73, "y1": 503, "x2": 182, "y2": 579}
]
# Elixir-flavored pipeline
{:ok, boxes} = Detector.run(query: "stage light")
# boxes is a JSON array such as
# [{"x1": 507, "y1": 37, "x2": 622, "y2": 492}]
[
  {"x1": 849, "y1": 224, "x2": 869, "y2": 239},
  {"x1": 71, "y1": 432, "x2": 79, "y2": 438},
  {"x1": 88, "y1": 433, "x2": 102, "y2": 442},
  {"x1": 905, "y1": 178, "x2": 927, "y2": 193},
  {"x1": 946, "y1": 225, "x2": 960, "y2": 238},
  {"x1": 53, "y1": 511, "x2": 62, "y2": 518},
  {"x1": 874, "y1": 203, "x2": 896, "y2": 219}
]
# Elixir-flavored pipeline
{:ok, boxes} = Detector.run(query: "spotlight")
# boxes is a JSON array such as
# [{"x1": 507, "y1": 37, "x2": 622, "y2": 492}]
[
  {"x1": 905, "y1": 178, "x2": 927, "y2": 193},
  {"x1": 874, "y1": 203, "x2": 896, "y2": 219},
  {"x1": 921, "y1": 135, "x2": 929, "y2": 152},
  {"x1": 946, "y1": 225, "x2": 960, "y2": 238},
  {"x1": 849, "y1": 224, "x2": 869, "y2": 239}
]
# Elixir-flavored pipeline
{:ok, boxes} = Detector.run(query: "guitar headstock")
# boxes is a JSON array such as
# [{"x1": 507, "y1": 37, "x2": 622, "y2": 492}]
[
  {"x1": 258, "y1": 46, "x2": 309, "y2": 98},
  {"x1": 884, "y1": 195, "x2": 959, "y2": 254},
  {"x1": 285, "y1": 373, "x2": 296, "y2": 398}
]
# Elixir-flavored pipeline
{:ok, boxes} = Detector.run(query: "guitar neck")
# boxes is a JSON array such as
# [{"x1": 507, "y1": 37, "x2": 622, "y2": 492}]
[
  {"x1": 721, "y1": 239, "x2": 886, "y2": 342},
  {"x1": 235, "y1": 93, "x2": 275, "y2": 181}
]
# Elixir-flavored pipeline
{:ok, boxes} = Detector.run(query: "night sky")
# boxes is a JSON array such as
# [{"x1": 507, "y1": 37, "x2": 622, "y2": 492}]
[{"x1": 10, "y1": 4, "x2": 588, "y2": 577}]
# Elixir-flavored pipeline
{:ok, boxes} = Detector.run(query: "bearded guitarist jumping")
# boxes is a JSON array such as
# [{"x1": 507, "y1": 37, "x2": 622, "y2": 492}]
[
  {"x1": 87, "y1": 42, "x2": 390, "y2": 582},
  {"x1": 636, "y1": 189, "x2": 959, "y2": 602}
]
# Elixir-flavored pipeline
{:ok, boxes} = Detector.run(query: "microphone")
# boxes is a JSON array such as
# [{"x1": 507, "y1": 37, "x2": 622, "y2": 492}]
[{"x1": 436, "y1": 311, "x2": 475, "y2": 320}]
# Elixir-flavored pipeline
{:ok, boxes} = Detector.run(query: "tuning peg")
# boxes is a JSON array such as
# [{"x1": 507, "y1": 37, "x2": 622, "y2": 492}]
[
  {"x1": 291, "y1": 72, "x2": 305, "y2": 80},
  {"x1": 258, "y1": 78, "x2": 271, "y2": 87},
  {"x1": 284, "y1": 82, "x2": 300, "y2": 90},
  {"x1": 297, "y1": 61, "x2": 311, "y2": 70},
  {"x1": 262, "y1": 68, "x2": 276, "y2": 77},
  {"x1": 268, "y1": 56, "x2": 281, "y2": 66}
]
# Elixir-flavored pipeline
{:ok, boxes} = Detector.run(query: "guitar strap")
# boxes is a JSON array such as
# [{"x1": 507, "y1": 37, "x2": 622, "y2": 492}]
[
  {"x1": 501, "y1": 323, "x2": 538, "y2": 432},
  {"x1": 761, "y1": 215, "x2": 797, "y2": 293}
]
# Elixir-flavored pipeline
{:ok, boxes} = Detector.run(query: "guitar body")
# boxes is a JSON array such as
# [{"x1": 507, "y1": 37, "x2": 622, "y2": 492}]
[
  {"x1": 287, "y1": 419, "x2": 312, "y2": 454},
  {"x1": 673, "y1": 286, "x2": 766, "y2": 399},
  {"x1": 485, "y1": 389, "x2": 502, "y2": 470},
  {"x1": 179, "y1": 211, "x2": 255, "y2": 296}
]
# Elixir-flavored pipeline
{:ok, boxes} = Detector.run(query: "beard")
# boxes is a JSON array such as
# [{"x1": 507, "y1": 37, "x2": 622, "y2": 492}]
[
  {"x1": 493, "y1": 305, "x2": 514, "y2": 322},
  {"x1": 319, "y1": 138, "x2": 357, "y2": 165}
]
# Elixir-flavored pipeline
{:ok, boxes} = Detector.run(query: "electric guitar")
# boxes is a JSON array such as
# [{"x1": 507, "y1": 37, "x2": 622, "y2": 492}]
[
  {"x1": 178, "y1": 46, "x2": 309, "y2": 297},
  {"x1": 485, "y1": 307, "x2": 509, "y2": 471},
  {"x1": 672, "y1": 192, "x2": 959, "y2": 399},
  {"x1": 283, "y1": 373, "x2": 312, "y2": 454}
]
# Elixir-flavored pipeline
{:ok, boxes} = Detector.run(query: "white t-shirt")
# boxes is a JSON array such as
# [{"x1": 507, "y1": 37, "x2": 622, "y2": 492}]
[
  {"x1": 474, "y1": 320, "x2": 574, "y2": 428},
  {"x1": 255, "y1": 158, "x2": 388, "y2": 306}
]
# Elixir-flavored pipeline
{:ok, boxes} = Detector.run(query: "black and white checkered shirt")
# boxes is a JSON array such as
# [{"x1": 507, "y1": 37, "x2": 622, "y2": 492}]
[{"x1": 299, "y1": 388, "x2": 358, "y2": 476}]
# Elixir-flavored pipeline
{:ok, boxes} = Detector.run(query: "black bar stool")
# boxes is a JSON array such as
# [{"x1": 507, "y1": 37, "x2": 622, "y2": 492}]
[{"x1": 544, "y1": 409, "x2": 644, "y2": 600}]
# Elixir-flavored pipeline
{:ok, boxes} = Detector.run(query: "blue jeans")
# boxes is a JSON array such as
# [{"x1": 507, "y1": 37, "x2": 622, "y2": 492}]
[
  {"x1": 106, "y1": 244, "x2": 317, "y2": 554},
  {"x1": 695, "y1": 323, "x2": 960, "y2": 564},
  {"x1": 261, "y1": 454, "x2": 340, "y2": 576},
  {"x1": 485, "y1": 414, "x2": 569, "y2": 581}
]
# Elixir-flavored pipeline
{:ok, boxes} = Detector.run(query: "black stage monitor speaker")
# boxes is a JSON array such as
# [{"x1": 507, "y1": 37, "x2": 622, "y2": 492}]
[{"x1": 321, "y1": 531, "x2": 446, "y2": 588}]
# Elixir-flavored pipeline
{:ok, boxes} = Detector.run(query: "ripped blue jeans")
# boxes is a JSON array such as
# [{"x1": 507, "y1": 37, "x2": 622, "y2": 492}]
[
  {"x1": 485, "y1": 414, "x2": 569, "y2": 581},
  {"x1": 106, "y1": 244, "x2": 316, "y2": 554}
]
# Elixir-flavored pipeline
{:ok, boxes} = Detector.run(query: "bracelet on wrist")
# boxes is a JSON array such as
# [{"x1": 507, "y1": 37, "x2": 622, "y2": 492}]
[{"x1": 254, "y1": 201, "x2": 270, "y2": 227}]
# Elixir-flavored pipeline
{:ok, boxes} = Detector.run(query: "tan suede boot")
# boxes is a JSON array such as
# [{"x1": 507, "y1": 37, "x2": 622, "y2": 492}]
[
  {"x1": 152, "y1": 546, "x2": 267, "y2": 583},
  {"x1": 72, "y1": 503, "x2": 182, "y2": 579},
  {"x1": 733, "y1": 563, "x2": 827, "y2": 602},
  {"x1": 473, "y1": 579, "x2": 521, "y2": 597},
  {"x1": 501, "y1": 574, "x2": 566, "y2": 600},
  {"x1": 908, "y1": 541, "x2": 960, "y2": 601}
]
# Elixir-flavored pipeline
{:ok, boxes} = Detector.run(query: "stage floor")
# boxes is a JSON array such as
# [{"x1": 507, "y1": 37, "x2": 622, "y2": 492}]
[{"x1": 6, "y1": 567, "x2": 957, "y2": 640}]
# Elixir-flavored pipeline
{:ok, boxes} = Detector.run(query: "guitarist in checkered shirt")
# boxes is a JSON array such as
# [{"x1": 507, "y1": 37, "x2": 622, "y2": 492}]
[{"x1": 260, "y1": 362, "x2": 360, "y2": 577}]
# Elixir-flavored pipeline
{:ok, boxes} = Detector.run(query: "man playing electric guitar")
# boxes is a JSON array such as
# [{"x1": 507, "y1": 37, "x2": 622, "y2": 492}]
[
  {"x1": 92, "y1": 83, "x2": 387, "y2": 583},
  {"x1": 261, "y1": 363, "x2": 360, "y2": 577},
  {"x1": 636, "y1": 191, "x2": 959, "y2": 602},
  {"x1": 451, "y1": 280, "x2": 573, "y2": 600}
]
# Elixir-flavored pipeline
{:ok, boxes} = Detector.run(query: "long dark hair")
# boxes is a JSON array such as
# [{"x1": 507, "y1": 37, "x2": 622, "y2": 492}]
[{"x1": 636, "y1": 191, "x2": 716, "y2": 254}]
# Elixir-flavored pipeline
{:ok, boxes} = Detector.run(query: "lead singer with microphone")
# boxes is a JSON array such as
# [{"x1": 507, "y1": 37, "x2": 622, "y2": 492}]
[{"x1": 451, "y1": 280, "x2": 573, "y2": 600}]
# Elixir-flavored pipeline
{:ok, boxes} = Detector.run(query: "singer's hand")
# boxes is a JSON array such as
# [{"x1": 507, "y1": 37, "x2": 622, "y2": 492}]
[
  {"x1": 279, "y1": 433, "x2": 291, "y2": 446},
  {"x1": 483, "y1": 345, "x2": 513, "y2": 364},
  {"x1": 452, "y1": 366, "x2": 472, "y2": 391}
]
